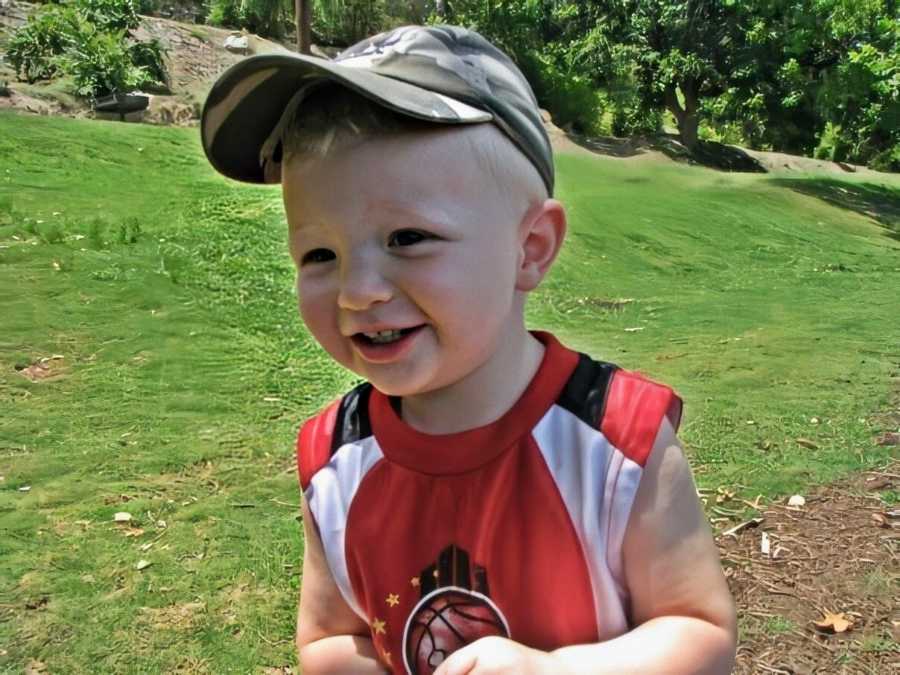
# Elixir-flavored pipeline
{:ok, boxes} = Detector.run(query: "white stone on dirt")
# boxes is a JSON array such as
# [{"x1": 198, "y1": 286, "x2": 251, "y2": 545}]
[{"x1": 224, "y1": 34, "x2": 249, "y2": 55}]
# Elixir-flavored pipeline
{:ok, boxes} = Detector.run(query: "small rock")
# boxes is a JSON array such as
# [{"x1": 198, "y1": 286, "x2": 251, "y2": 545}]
[
  {"x1": 787, "y1": 495, "x2": 806, "y2": 507},
  {"x1": 136, "y1": 559, "x2": 152, "y2": 570},
  {"x1": 224, "y1": 35, "x2": 249, "y2": 55},
  {"x1": 113, "y1": 512, "x2": 133, "y2": 523}
]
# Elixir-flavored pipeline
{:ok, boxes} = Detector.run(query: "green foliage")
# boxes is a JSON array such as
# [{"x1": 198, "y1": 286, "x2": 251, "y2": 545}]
[
  {"x1": 128, "y1": 38, "x2": 169, "y2": 90},
  {"x1": 75, "y1": 0, "x2": 140, "y2": 33},
  {"x1": 207, "y1": 0, "x2": 292, "y2": 38},
  {"x1": 206, "y1": 0, "x2": 242, "y2": 28},
  {"x1": 707, "y1": 0, "x2": 899, "y2": 169},
  {"x1": 814, "y1": 122, "x2": 850, "y2": 162},
  {"x1": 59, "y1": 28, "x2": 147, "y2": 97},
  {"x1": 519, "y1": 50, "x2": 606, "y2": 135},
  {"x1": 312, "y1": 0, "x2": 388, "y2": 47},
  {"x1": 6, "y1": 4, "x2": 83, "y2": 83},
  {"x1": 432, "y1": 0, "x2": 546, "y2": 61},
  {"x1": 5, "y1": 0, "x2": 169, "y2": 99}
]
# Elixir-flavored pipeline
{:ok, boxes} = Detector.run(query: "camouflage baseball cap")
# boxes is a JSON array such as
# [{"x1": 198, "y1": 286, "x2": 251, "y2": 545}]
[{"x1": 201, "y1": 25, "x2": 554, "y2": 194}]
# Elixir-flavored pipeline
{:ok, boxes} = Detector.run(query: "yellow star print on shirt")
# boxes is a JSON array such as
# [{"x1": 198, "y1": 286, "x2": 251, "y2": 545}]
[
  {"x1": 386, "y1": 593, "x2": 400, "y2": 607},
  {"x1": 372, "y1": 617, "x2": 386, "y2": 635}
]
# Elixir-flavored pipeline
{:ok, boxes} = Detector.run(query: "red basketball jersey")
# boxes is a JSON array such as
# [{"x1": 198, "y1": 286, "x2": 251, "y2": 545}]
[{"x1": 297, "y1": 331, "x2": 681, "y2": 674}]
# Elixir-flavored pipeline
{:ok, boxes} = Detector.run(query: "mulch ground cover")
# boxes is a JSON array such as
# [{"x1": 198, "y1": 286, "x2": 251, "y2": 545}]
[{"x1": 720, "y1": 460, "x2": 899, "y2": 674}]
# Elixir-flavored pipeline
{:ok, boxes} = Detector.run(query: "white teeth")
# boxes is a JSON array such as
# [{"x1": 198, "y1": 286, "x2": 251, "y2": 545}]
[{"x1": 363, "y1": 329, "x2": 403, "y2": 343}]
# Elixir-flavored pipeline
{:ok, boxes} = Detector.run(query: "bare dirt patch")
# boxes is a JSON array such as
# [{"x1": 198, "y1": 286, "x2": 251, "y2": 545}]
[
  {"x1": 721, "y1": 461, "x2": 899, "y2": 674},
  {"x1": 140, "y1": 601, "x2": 206, "y2": 630},
  {"x1": 15, "y1": 355, "x2": 66, "y2": 382}
]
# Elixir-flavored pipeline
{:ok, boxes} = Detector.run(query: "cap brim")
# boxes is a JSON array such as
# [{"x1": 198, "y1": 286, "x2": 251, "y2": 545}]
[{"x1": 201, "y1": 52, "x2": 494, "y2": 184}]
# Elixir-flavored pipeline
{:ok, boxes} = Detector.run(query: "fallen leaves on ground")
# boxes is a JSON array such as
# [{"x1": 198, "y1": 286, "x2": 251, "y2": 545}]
[
  {"x1": 813, "y1": 611, "x2": 853, "y2": 634},
  {"x1": 721, "y1": 459, "x2": 898, "y2": 674}
]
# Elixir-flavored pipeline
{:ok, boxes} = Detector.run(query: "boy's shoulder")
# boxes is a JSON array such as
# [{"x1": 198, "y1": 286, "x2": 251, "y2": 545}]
[
  {"x1": 296, "y1": 347, "x2": 681, "y2": 490},
  {"x1": 296, "y1": 381, "x2": 373, "y2": 490}
]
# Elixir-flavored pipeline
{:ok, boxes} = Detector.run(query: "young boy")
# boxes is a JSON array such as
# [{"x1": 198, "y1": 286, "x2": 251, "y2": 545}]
[{"x1": 201, "y1": 25, "x2": 736, "y2": 675}]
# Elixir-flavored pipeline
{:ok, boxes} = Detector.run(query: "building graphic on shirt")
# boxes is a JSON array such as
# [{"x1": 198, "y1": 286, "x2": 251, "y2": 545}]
[{"x1": 402, "y1": 544, "x2": 510, "y2": 674}]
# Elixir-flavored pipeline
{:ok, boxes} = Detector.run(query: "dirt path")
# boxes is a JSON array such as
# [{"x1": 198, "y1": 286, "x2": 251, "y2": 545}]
[{"x1": 720, "y1": 460, "x2": 899, "y2": 674}]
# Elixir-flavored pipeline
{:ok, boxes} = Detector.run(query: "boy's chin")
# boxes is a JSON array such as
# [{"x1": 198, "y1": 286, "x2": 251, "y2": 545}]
[{"x1": 364, "y1": 372, "x2": 448, "y2": 399}]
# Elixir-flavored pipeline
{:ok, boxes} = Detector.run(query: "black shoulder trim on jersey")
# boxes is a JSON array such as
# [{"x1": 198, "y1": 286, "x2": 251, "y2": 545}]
[
  {"x1": 556, "y1": 353, "x2": 618, "y2": 428},
  {"x1": 330, "y1": 382, "x2": 374, "y2": 455}
]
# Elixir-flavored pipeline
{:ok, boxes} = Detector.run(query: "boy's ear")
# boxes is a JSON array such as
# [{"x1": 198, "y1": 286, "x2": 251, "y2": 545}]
[{"x1": 516, "y1": 199, "x2": 567, "y2": 292}]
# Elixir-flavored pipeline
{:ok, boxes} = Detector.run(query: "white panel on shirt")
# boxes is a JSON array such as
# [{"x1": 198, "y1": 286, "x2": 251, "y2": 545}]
[
  {"x1": 305, "y1": 435, "x2": 384, "y2": 621},
  {"x1": 532, "y1": 405, "x2": 644, "y2": 640}
]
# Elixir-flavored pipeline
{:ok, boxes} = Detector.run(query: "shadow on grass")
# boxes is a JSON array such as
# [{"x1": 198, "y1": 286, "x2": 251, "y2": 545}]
[
  {"x1": 565, "y1": 132, "x2": 767, "y2": 172},
  {"x1": 653, "y1": 136, "x2": 767, "y2": 173},
  {"x1": 770, "y1": 177, "x2": 900, "y2": 241},
  {"x1": 565, "y1": 133, "x2": 648, "y2": 158}
]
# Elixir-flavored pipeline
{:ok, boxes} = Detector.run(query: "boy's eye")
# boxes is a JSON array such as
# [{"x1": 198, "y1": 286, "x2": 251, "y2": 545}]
[
  {"x1": 301, "y1": 248, "x2": 336, "y2": 265},
  {"x1": 388, "y1": 229, "x2": 430, "y2": 247}
]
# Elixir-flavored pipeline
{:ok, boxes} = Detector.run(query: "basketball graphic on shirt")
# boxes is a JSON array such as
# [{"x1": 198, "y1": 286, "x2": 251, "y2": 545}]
[{"x1": 402, "y1": 545, "x2": 510, "y2": 675}]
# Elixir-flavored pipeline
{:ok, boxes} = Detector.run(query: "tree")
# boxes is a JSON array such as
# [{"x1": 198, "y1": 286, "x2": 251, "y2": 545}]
[
  {"x1": 560, "y1": 1, "x2": 749, "y2": 150},
  {"x1": 297, "y1": 0, "x2": 312, "y2": 53},
  {"x1": 702, "y1": 0, "x2": 899, "y2": 168}
]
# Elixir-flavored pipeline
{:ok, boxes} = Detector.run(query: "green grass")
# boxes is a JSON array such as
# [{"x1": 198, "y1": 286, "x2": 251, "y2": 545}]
[
  {"x1": 1, "y1": 111, "x2": 898, "y2": 672},
  {"x1": 763, "y1": 615, "x2": 795, "y2": 635}
]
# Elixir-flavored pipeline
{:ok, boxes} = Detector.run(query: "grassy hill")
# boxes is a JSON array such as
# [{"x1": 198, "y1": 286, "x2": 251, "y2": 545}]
[{"x1": 1, "y1": 111, "x2": 898, "y2": 672}]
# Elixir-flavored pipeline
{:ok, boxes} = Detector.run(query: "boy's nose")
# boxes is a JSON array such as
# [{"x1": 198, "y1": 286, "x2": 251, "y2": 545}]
[{"x1": 337, "y1": 258, "x2": 393, "y2": 310}]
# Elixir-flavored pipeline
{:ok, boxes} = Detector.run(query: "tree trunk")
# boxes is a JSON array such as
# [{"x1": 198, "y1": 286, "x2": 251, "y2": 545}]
[
  {"x1": 296, "y1": 0, "x2": 312, "y2": 54},
  {"x1": 665, "y1": 82, "x2": 700, "y2": 153},
  {"x1": 435, "y1": 0, "x2": 448, "y2": 19}
]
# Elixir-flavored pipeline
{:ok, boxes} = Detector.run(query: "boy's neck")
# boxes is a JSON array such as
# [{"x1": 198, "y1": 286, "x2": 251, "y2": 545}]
[{"x1": 398, "y1": 325, "x2": 545, "y2": 435}]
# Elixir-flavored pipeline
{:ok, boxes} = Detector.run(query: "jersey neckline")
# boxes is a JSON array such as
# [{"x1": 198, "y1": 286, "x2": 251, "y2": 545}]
[{"x1": 368, "y1": 331, "x2": 580, "y2": 474}]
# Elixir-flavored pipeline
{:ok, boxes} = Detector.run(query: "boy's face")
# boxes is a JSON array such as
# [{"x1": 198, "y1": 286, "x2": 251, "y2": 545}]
[{"x1": 282, "y1": 126, "x2": 531, "y2": 397}]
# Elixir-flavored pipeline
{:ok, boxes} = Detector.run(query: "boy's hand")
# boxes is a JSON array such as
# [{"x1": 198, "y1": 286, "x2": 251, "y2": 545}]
[{"x1": 433, "y1": 637, "x2": 565, "y2": 675}]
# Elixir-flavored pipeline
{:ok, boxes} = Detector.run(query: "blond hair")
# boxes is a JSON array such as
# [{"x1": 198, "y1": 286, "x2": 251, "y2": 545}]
[{"x1": 279, "y1": 85, "x2": 548, "y2": 209}]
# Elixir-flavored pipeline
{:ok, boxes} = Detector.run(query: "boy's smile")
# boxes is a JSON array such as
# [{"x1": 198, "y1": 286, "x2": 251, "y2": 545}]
[{"x1": 282, "y1": 125, "x2": 537, "y2": 405}]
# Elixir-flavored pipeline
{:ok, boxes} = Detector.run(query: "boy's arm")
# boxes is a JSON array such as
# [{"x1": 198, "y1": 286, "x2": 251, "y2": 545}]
[
  {"x1": 436, "y1": 419, "x2": 737, "y2": 675},
  {"x1": 297, "y1": 496, "x2": 388, "y2": 674}
]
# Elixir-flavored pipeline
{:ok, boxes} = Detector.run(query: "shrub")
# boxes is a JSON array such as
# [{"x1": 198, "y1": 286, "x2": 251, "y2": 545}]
[
  {"x1": 59, "y1": 28, "x2": 147, "y2": 98},
  {"x1": 520, "y1": 51, "x2": 605, "y2": 136},
  {"x1": 206, "y1": 0, "x2": 242, "y2": 29},
  {"x1": 313, "y1": 0, "x2": 387, "y2": 47},
  {"x1": 128, "y1": 38, "x2": 169, "y2": 90},
  {"x1": 207, "y1": 0, "x2": 291, "y2": 38},
  {"x1": 814, "y1": 122, "x2": 850, "y2": 162},
  {"x1": 75, "y1": 0, "x2": 140, "y2": 33},
  {"x1": 6, "y1": 5, "x2": 83, "y2": 83},
  {"x1": 6, "y1": 0, "x2": 168, "y2": 99},
  {"x1": 868, "y1": 144, "x2": 900, "y2": 172}
]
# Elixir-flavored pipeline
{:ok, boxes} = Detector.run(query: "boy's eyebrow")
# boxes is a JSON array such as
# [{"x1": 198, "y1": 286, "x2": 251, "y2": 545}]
[
  {"x1": 368, "y1": 201, "x2": 456, "y2": 230},
  {"x1": 289, "y1": 218, "x2": 327, "y2": 233}
]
